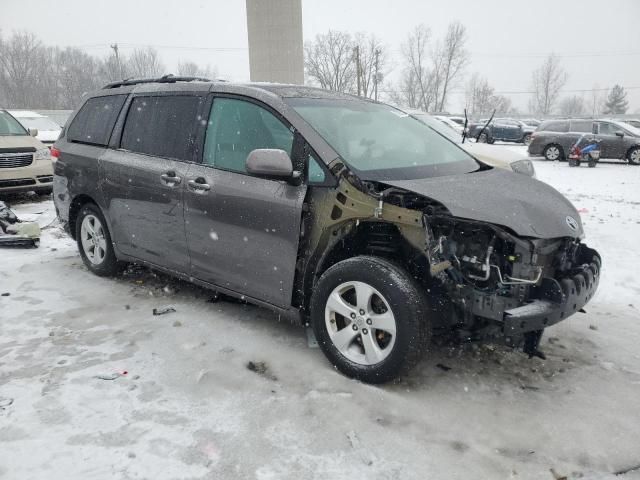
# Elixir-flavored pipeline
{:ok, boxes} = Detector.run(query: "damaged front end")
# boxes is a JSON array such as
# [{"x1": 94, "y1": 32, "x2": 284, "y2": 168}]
[{"x1": 300, "y1": 164, "x2": 601, "y2": 357}]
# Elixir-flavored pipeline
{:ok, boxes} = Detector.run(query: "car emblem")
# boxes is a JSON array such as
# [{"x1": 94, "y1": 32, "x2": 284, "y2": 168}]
[{"x1": 565, "y1": 216, "x2": 579, "y2": 231}]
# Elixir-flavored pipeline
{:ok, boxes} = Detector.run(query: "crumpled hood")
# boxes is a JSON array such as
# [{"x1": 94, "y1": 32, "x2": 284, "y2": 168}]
[{"x1": 384, "y1": 168, "x2": 583, "y2": 239}]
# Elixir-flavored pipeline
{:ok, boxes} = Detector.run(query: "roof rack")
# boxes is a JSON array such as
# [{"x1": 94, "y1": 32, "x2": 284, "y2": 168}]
[{"x1": 102, "y1": 74, "x2": 216, "y2": 90}]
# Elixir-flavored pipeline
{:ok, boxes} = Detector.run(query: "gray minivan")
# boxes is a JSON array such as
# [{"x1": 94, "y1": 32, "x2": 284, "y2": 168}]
[
  {"x1": 53, "y1": 77, "x2": 600, "y2": 383},
  {"x1": 528, "y1": 118, "x2": 640, "y2": 164}
]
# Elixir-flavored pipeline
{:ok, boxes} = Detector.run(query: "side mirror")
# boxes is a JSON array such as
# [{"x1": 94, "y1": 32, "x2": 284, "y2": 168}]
[
  {"x1": 28, "y1": 128, "x2": 38, "y2": 137},
  {"x1": 615, "y1": 130, "x2": 624, "y2": 137},
  {"x1": 246, "y1": 149, "x2": 297, "y2": 180}
]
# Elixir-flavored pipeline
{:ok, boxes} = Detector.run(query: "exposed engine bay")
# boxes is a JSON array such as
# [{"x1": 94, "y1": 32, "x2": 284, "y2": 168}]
[{"x1": 301, "y1": 167, "x2": 601, "y2": 358}]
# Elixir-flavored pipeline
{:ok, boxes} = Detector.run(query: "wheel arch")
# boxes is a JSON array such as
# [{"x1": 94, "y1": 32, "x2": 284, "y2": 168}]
[
  {"x1": 624, "y1": 144, "x2": 640, "y2": 164},
  {"x1": 68, "y1": 194, "x2": 99, "y2": 240}
]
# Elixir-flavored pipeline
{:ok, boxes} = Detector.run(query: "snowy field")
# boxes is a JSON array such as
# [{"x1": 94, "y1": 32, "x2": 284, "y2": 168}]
[{"x1": 1, "y1": 154, "x2": 640, "y2": 480}]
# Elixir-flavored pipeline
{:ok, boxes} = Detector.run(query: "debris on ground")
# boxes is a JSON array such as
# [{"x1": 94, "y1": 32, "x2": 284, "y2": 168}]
[
  {"x1": 246, "y1": 361, "x2": 277, "y2": 381},
  {"x1": 589, "y1": 324, "x2": 598, "y2": 331},
  {"x1": 436, "y1": 363, "x2": 452, "y2": 371},
  {"x1": 94, "y1": 371, "x2": 127, "y2": 381},
  {"x1": 0, "y1": 397, "x2": 14, "y2": 410},
  {"x1": 1, "y1": 292, "x2": 10, "y2": 297},
  {"x1": 172, "y1": 320, "x2": 182, "y2": 327},
  {"x1": 152, "y1": 306, "x2": 176, "y2": 316},
  {"x1": 0, "y1": 200, "x2": 40, "y2": 248}
]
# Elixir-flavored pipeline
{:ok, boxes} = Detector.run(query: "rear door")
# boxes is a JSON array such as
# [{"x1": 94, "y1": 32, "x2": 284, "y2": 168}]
[
  {"x1": 100, "y1": 92, "x2": 204, "y2": 272},
  {"x1": 183, "y1": 95, "x2": 307, "y2": 308}
]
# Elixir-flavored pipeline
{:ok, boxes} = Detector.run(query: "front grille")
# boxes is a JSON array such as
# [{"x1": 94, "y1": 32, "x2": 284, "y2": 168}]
[{"x1": 0, "y1": 152, "x2": 33, "y2": 169}]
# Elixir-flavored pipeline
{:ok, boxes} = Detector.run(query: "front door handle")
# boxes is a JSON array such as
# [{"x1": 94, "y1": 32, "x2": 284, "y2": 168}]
[
  {"x1": 161, "y1": 171, "x2": 182, "y2": 185},
  {"x1": 188, "y1": 177, "x2": 211, "y2": 193}
]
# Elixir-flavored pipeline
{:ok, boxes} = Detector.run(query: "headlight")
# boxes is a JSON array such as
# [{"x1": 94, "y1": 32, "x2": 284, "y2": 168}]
[
  {"x1": 34, "y1": 148, "x2": 51, "y2": 161},
  {"x1": 511, "y1": 159, "x2": 536, "y2": 177}
]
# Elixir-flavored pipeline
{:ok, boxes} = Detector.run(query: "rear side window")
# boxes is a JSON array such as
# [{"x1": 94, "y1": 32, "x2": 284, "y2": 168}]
[
  {"x1": 67, "y1": 95, "x2": 126, "y2": 146},
  {"x1": 569, "y1": 120, "x2": 593, "y2": 133},
  {"x1": 540, "y1": 121, "x2": 569, "y2": 133},
  {"x1": 121, "y1": 95, "x2": 201, "y2": 161}
]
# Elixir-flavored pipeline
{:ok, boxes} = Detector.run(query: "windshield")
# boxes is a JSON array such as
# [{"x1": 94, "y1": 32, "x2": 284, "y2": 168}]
[
  {"x1": 14, "y1": 116, "x2": 61, "y2": 131},
  {"x1": 0, "y1": 111, "x2": 28, "y2": 136},
  {"x1": 289, "y1": 98, "x2": 478, "y2": 180}
]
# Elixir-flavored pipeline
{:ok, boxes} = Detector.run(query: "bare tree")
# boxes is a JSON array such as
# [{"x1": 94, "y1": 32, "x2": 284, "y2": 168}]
[
  {"x1": 304, "y1": 31, "x2": 356, "y2": 93},
  {"x1": 54, "y1": 47, "x2": 103, "y2": 108},
  {"x1": 465, "y1": 73, "x2": 494, "y2": 117},
  {"x1": 529, "y1": 54, "x2": 567, "y2": 115},
  {"x1": 177, "y1": 60, "x2": 218, "y2": 79},
  {"x1": 0, "y1": 31, "x2": 52, "y2": 108},
  {"x1": 465, "y1": 73, "x2": 514, "y2": 118},
  {"x1": 127, "y1": 47, "x2": 165, "y2": 78},
  {"x1": 392, "y1": 25, "x2": 436, "y2": 111},
  {"x1": 559, "y1": 95, "x2": 586, "y2": 116},
  {"x1": 351, "y1": 33, "x2": 388, "y2": 99},
  {"x1": 434, "y1": 21, "x2": 468, "y2": 112}
]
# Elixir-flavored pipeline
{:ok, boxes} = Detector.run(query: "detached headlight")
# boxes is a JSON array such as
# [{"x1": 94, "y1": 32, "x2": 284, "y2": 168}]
[
  {"x1": 511, "y1": 159, "x2": 536, "y2": 177},
  {"x1": 34, "y1": 148, "x2": 51, "y2": 161}
]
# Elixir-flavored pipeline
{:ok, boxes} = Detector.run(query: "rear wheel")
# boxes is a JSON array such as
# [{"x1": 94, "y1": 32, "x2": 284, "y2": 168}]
[
  {"x1": 627, "y1": 147, "x2": 640, "y2": 165},
  {"x1": 522, "y1": 133, "x2": 532, "y2": 145},
  {"x1": 75, "y1": 203, "x2": 123, "y2": 277},
  {"x1": 311, "y1": 256, "x2": 431, "y2": 384},
  {"x1": 543, "y1": 144, "x2": 562, "y2": 161}
]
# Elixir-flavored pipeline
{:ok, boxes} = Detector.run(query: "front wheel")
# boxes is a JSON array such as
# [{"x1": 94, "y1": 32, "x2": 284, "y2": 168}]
[
  {"x1": 544, "y1": 144, "x2": 562, "y2": 161},
  {"x1": 477, "y1": 132, "x2": 489, "y2": 143},
  {"x1": 522, "y1": 133, "x2": 532, "y2": 145},
  {"x1": 311, "y1": 256, "x2": 431, "y2": 384},
  {"x1": 75, "y1": 203, "x2": 123, "y2": 277},
  {"x1": 627, "y1": 147, "x2": 640, "y2": 165}
]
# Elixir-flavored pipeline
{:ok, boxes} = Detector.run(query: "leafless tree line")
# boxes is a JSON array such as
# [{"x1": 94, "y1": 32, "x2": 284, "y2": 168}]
[{"x1": 0, "y1": 31, "x2": 217, "y2": 109}]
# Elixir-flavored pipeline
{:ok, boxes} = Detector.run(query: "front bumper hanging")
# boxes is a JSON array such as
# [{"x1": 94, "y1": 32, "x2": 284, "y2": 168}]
[{"x1": 503, "y1": 247, "x2": 601, "y2": 337}]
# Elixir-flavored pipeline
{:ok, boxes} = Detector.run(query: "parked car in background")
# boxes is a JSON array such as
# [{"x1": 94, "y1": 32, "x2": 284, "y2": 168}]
[
  {"x1": 9, "y1": 110, "x2": 62, "y2": 145},
  {"x1": 620, "y1": 119, "x2": 640, "y2": 129},
  {"x1": 432, "y1": 115, "x2": 464, "y2": 135},
  {"x1": 467, "y1": 118, "x2": 535, "y2": 144},
  {"x1": 53, "y1": 78, "x2": 598, "y2": 382},
  {"x1": 0, "y1": 109, "x2": 53, "y2": 195},
  {"x1": 410, "y1": 111, "x2": 535, "y2": 177},
  {"x1": 521, "y1": 119, "x2": 542, "y2": 127},
  {"x1": 528, "y1": 118, "x2": 640, "y2": 164},
  {"x1": 444, "y1": 115, "x2": 465, "y2": 126}
]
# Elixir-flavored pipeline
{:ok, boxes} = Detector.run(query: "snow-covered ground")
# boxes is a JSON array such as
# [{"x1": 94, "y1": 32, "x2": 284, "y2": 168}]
[{"x1": 1, "y1": 157, "x2": 639, "y2": 480}]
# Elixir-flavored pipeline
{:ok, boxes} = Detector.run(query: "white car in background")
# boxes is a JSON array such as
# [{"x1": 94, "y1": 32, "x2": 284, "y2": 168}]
[
  {"x1": 410, "y1": 110, "x2": 536, "y2": 177},
  {"x1": 8, "y1": 110, "x2": 61, "y2": 145},
  {"x1": 433, "y1": 115, "x2": 465, "y2": 135}
]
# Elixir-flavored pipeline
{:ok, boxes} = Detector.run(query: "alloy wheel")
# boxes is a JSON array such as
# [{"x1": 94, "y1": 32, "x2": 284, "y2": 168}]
[
  {"x1": 546, "y1": 146, "x2": 560, "y2": 160},
  {"x1": 80, "y1": 214, "x2": 107, "y2": 265},
  {"x1": 324, "y1": 281, "x2": 397, "y2": 365}
]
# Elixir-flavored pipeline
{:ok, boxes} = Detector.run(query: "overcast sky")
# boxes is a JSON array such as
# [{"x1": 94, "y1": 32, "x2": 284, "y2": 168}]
[{"x1": 2, "y1": 0, "x2": 640, "y2": 113}]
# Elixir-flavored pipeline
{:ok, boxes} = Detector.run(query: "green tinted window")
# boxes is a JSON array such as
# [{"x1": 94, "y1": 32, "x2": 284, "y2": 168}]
[
  {"x1": 308, "y1": 154, "x2": 326, "y2": 183},
  {"x1": 204, "y1": 98, "x2": 294, "y2": 173}
]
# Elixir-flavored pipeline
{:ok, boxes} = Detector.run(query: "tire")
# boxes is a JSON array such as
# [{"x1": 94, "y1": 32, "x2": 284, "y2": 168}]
[
  {"x1": 477, "y1": 132, "x2": 489, "y2": 143},
  {"x1": 588, "y1": 159, "x2": 596, "y2": 168},
  {"x1": 543, "y1": 144, "x2": 562, "y2": 161},
  {"x1": 627, "y1": 147, "x2": 640, "y2": 165},
  {"x1": 36, "y1": 187, "x2": 53, "y2": 196},
  {"x1": 311, "y1": 256, "x2": 431, "y2": 384},
  {"x1": 568, "y1": 158, "x2": 577, "y2": 167},
  {"x1": 75, "y1": 203, "x2": 123, "y2": 277},
  {"x1": 522, "y1": 133, "x2": 532, "y2": 145}
]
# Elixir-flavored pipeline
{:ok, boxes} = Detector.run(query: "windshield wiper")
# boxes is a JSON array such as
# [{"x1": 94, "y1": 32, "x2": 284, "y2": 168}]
[{"x1": 475, "y1": 110, "x2": 496, "y2": 142}]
